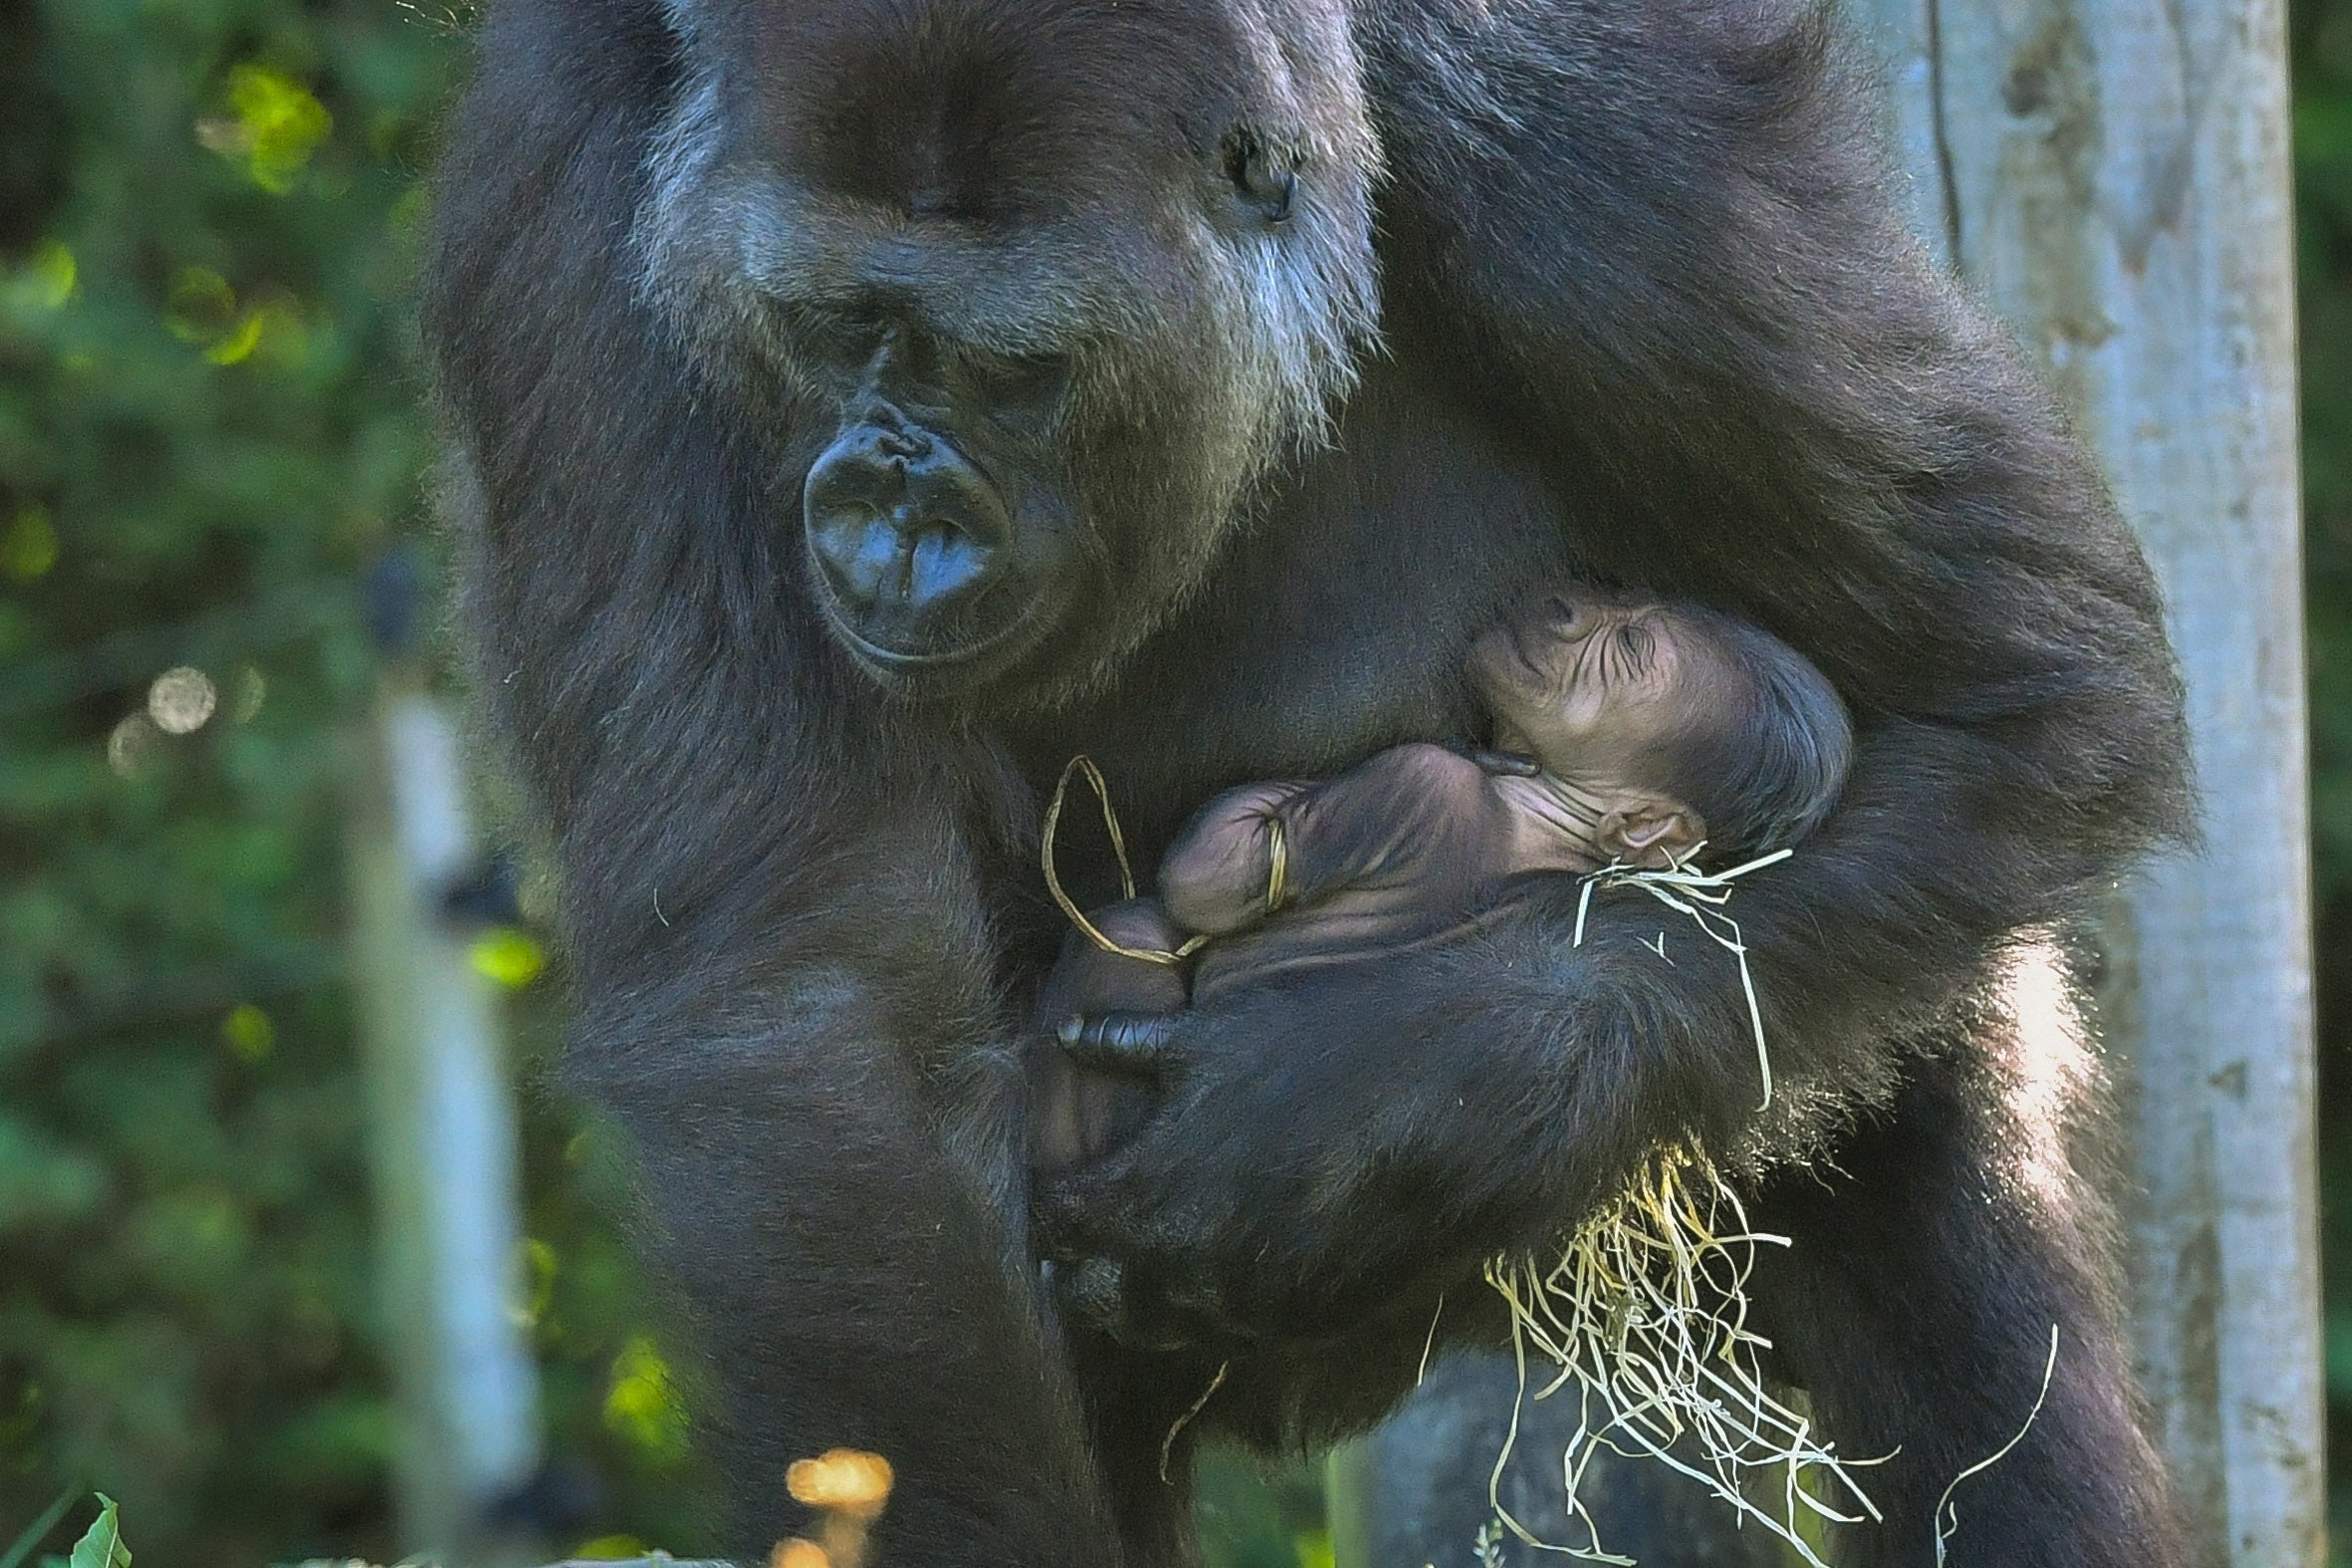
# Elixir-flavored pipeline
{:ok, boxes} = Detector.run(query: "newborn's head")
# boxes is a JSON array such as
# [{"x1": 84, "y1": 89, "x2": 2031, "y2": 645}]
[{"x1": 1469, "y1": 592, "x2": 1852, "y2": 865}]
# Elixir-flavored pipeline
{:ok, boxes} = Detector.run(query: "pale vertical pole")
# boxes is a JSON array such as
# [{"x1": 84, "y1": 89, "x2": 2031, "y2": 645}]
[
  {"x1": 1855, "y1": 0, "x2": 1956, "y2": 273},
  {"x1": 349, "y1": 554, "x2": 543, "y2": 1565},
  {"x1": 1861, "y1": 0, "x2": 2323, "y2": 1561}
]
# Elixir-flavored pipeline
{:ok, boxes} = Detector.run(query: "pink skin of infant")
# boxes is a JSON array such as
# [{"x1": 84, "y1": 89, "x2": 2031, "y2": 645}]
[{"x1": 1029, "y1": 591, "x2": 1845, "y2": 1171}]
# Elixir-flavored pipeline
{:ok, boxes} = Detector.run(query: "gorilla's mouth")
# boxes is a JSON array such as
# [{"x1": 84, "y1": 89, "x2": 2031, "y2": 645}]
[
  {"x1": 799, "y1": 417, "x2": 1074, "y2": 690},
  {"x1": 808, "y1": 563, "x2": 1060, "y2": 694}
]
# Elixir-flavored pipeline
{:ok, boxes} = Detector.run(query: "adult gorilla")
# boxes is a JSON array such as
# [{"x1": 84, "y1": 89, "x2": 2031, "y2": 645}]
[{"x1": 424, "y1": 0, "x2": 2191, "y2": 1562}]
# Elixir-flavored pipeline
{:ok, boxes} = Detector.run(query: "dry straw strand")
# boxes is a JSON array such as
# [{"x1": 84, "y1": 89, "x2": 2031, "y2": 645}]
[
  {"x1": 1484, "y1": 1149, "x2": 1882, "y2": 1567},
  {"x1": 1040, "y1": 754, "x2": 1207, "y2": 964},
  {"x1": 1159, "y1": 1361, "x2": 1231, "y2": 1483},
  {"x1": 1572, "y1": 847, "x2": 1790, "y2": 1112},
  {"x1": 1931, "y1": 1324, "x2": 2060, "y2": 1565}
]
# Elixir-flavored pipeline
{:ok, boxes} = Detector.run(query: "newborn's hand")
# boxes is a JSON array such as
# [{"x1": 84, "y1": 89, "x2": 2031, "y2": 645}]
[
  {"x1": 1158, "y1": 781, "x2": 1310, "y2": 937},
  {"x1": 1162, "y1": 746, "x2": 1500, "y2": 998}
]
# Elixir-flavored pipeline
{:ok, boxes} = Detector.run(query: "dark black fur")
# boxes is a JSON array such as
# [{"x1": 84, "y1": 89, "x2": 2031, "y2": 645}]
[{"x1": 424, "y1": 1, "x2": 2192, "y2": 1562}]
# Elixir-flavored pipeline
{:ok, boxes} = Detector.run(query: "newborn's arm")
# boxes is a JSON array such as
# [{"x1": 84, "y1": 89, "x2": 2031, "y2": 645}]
[{"x1": 1161, "y1": 746, "x2": 1491, "y2": 936}]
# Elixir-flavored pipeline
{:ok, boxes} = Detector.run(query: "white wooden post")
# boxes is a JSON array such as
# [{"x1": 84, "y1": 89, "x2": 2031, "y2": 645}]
[{"x1": 1857, "y1": 0, "x2": 2324, "y2": 1560}]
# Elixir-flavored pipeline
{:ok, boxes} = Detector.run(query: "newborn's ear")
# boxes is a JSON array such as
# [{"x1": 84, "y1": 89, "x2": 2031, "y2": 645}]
[{"x1": 1598, "y1": 800, "x2": 1706, "y2": 869}]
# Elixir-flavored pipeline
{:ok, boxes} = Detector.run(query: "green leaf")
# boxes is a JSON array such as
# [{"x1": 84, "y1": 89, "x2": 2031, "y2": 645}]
[{"x1": 64, "y1": 1496, "x2": 128, "y2": 1568}]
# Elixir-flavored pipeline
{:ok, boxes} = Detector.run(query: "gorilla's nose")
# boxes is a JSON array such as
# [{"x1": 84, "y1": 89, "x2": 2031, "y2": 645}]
[{"x1": 804, "y1": 421, "x2": 1013, "y2": 653}]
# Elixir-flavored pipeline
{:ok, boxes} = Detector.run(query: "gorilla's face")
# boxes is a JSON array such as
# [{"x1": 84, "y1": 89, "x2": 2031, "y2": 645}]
[{"x1": 636, "y1": 0, "x2": 1380, "y2": 705}]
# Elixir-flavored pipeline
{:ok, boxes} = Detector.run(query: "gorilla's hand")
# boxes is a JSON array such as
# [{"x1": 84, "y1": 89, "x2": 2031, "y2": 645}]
[{"x1": 1031, "y1": 892, "x2": 1753, "y2": 1347}]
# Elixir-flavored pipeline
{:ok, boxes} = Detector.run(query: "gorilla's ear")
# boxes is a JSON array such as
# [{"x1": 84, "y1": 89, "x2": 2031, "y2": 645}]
[{"x1": 1598, "y1": 800, "x2": 1705, "y2": 869}]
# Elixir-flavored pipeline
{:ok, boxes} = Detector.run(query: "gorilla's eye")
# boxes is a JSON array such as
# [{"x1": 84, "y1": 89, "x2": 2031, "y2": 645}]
[
  {"x1": 794, "y1": 308, "x2": 883, "y2": 370},
  {"x1": 1222, "y1": 131, "x2": 1298, "y2": 225},
  {"x1": 971, "y1": 351, "x2": 1072, "y2": 424}
]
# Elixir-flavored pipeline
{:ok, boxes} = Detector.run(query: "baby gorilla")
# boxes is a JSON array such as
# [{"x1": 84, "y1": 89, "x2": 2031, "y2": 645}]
[{"x1": 1031, "y1": 593, "x2": 1853, "y2": 1171}]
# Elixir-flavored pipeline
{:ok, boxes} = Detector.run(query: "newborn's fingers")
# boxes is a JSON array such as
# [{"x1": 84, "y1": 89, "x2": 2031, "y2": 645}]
[{"x1": 1055, "y1": 1010, "x2": 1180, "y2": 1074}]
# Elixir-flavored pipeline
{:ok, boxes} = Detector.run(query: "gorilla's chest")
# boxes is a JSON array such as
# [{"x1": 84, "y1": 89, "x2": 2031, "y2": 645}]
[{"x1": 1009, "y1": 371, "x2": 1581, "y2": 862}]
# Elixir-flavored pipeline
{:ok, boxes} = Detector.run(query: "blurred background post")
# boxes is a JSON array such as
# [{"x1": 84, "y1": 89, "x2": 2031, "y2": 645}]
[
  {"x1": 1863, "y1": 0, "x2": 2325, "y2": 1559},
  {"x1": 346, "y1": 545, "x2": 540, "y2": 1564}
]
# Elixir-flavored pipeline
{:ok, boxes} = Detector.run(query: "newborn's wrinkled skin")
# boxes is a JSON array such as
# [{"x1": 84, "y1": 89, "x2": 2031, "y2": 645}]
[
  {"x1": 1176, "y1": 594, "x2": 1734, "y2": 995},
  {"x1": 1030, "y1": 594, "x2": 1746, "y2": 1167}
]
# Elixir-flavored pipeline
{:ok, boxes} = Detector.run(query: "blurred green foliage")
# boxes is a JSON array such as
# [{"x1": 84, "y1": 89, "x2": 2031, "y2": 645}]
[
  {"x1": 2301, "y1": 0, "x2": 2352, "y2": 1558},
  {"x1": 0, "y1": 0, "x2": 2347, "y2": 1564},
  {"x1": 0, "y1": 1, "x2": 701, "y2": 1561}
]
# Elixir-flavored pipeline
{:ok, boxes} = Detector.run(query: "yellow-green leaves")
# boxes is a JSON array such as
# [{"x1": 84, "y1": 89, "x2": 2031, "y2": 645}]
[
  {"x1": 604, "y1": 1335, "x2": 690, "y2": 1463},
  {"x1": 198, "y1": 65, "x2": 332, "y2": 195},
  {"x1": 0, "y1": 507, "x2": 58, "y2": 583},
  {"x1": 469, "y1": 925, "x2": 548, "y2": 988},
  {"x1": 221, "y1": 1002, "x2": 276, "y2": 1063},
  {"x1": 162, "y1": 267, "x2": 282, "y2": 366},
  {"x1": 15, "y1": 242, "x2": 77, "y2": 311}
]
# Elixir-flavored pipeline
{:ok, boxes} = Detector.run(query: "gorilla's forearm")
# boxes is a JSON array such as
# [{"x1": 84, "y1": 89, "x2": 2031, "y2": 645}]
[
  {"x1": 1364, "y1": 0, "x2": 2189, "y2": 1148},
  {"x1": 569, "y1": 988, "x2": 1116, "y2": 1560}
]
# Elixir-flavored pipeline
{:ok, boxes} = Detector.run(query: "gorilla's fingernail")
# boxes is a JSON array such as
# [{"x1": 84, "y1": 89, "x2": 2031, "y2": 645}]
[{"x1": 1057, "y1": 1016, "x2": 1084, "y2": 1045}]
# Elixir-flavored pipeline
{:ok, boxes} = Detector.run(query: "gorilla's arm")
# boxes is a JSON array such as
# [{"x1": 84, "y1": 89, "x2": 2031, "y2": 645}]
[
  {"x1": 425, "y1": 5, "x2": 1120, "y2": 1556},
  {"x1": 1352, "y1": 0, "x2": 2191, "y2": 1290},
  {"x1": 1040, "y1": 0, "x2": 2187, "y2": 1548},
  {"x1": 1747, "y1": 997, "x2": 2183, "y2": 1567}
]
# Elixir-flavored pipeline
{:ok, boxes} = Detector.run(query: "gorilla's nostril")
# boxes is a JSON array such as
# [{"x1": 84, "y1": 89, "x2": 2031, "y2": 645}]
[{"x1": 876, "y1": 426, "x2": 928, "y2": 460}]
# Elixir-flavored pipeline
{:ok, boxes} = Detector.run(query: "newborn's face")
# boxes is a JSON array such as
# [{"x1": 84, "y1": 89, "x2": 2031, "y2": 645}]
[{"x1": 1469, "y1": 593, "x2": 1727, "y2": 779}]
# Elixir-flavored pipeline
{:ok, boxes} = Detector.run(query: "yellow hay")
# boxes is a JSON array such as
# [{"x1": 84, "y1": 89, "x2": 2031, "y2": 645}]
[
  {"x1": 1485, "y1": 1148, "x2": 1881, "y2": 1567},
  {"x1": 1572, "y1": 847, "x2": 1790, "y2": 1113},
  {"x1": 1485, "y1": 849, "x2": 1887, "y2": 1566}
]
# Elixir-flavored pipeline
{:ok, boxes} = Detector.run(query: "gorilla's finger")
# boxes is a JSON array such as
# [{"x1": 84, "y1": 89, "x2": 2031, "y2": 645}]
[
  {"x1": 1056, "y1": 1256, "x2": 1128, "y2": 1326},
  {"x1": 1055, "y1": 1010, "x2": 1180, "y2": 1073},
  {"x1": 1468, "y1": 747, "x2": 1543, "y2": 777},
  {"x1": 1053, "y1": 1256, "x2": 1200, "y2": 1351}
]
